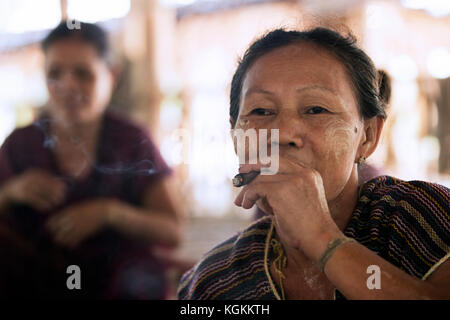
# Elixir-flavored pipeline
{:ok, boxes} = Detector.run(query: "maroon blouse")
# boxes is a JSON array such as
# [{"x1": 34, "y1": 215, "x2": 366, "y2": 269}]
[{"x1": 0, "y1": 111, "x2": 172, "y2": 299}]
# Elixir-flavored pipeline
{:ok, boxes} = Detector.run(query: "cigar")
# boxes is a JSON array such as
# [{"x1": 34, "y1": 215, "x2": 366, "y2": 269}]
[{"x1": 232, "y1": 171, "x2": 260, "y2": 187}]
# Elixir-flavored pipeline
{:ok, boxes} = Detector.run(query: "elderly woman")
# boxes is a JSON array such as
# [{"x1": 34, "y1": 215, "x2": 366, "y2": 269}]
[
  {"x1": 178, "y1": 28, "x2": 450, "y2": 300},
  {"x1": 0, "y1": 22, "x2": 182, "y2": 299}
]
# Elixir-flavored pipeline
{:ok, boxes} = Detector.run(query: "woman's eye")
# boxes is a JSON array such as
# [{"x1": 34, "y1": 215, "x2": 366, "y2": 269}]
[
  {"x1": 250, "y1": 108, "x2": 272, "y2": 116},
  {"x1": 74, "y1": 68, "x2": 92, "y2": 81},
  {"x1": 47, "y1": 68, "x2": 61, "y2": 79},
  {"x1": 306, "y1": 106, "x2": 328, "y2": 114}
]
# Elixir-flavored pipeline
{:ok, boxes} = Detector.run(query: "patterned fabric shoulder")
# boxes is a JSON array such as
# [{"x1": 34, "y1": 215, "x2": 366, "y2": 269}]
[
  {"x1": 177, "y1": 216, "x2": 274, "y2": 300},
  {"x1": 345, "y1": 176, "x2": 450, "y2": 280}
]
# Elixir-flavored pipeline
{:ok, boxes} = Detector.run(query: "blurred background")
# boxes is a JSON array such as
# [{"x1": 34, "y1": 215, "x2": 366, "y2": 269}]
[{"x1": 0, "y1": 0, "x2": 449, "y2": 289}]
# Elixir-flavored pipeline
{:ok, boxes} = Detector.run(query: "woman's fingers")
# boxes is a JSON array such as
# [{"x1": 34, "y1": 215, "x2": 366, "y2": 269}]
[
  {"x1": 234, "y1": 160, "x2": 314, "y2": 212},
  {"x1": 21, "y1": 183, "x2": 55, "y2": 210},
  {"x1": 47, "y1": 213, "x2": 81, "y2": 248},
  {"x1": 29, "y1": 194, "x2": 55, "y2": 212},
  {"x1": 238, "y1": 162, "x2": 269, "y2": 174},
  {"x1": 54, "y1": 228, "x2": 78, "y2": 248},
  {"x1": 241, "y1": 186, "x2": 266, "y2": 209},
  {"x1": 235, "y1": 156, "x2": 316, "y2": 208},
  {"x1": 35, "y1": 175, "x2": 66, "y2": 204},
  {"x1": 48, "y1": 177, "x2": 67, "y2": 201},
  {"x1": 47, "y1": 214, "x2": 69, "y2": 230},
  {"x1": 47, "y1": 202, "x2": 103, "y2": 249},
  {"x1": 238, "y1": 156, "x2": 308, "y2": 176},
  {"x1": 17, "y1": 172, "x2": 67, "y2": 211},
  {"x1": 24, "y1": 185, "x2": 59, "y2": 211},
  {"x1": 234, "y1": 185, "x2": 248, "y2": 206},
  {"x1": 235, "y1": 181, "x2": 275, "y2": 209},
  {"x1": 234, "y1": 167, "x2": 287, "y2": 209}
]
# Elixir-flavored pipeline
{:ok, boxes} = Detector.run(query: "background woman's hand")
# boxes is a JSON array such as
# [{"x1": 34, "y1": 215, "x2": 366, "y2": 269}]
[
  {"x1": 234, "y1": 158, "x2": 343, "y2": 262},
  {"x1": 46, "y1": 199, "x2": 115, "y2": 248},
  {"x1": 2, "y1": 169, "x2": 66, "y2": 212}
]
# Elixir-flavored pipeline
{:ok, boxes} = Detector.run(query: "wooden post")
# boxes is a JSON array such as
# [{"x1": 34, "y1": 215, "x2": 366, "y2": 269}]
[
  {"x1": 122, "y1": 0, "x2": 163, "y2": 138},
  {"x1": 60, "y1": 0, "x2": 68, "y2": 21},
  {"x1": 437, "y1": 78, "x2": 450, "y2": 174}
]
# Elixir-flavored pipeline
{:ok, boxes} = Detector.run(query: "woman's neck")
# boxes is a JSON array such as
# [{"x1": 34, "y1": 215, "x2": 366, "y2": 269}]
[
  {"x1": 48, "y1": 116, "x2": 104, "y2": 179},
  {"x1": 51, "y1": 117, "x2": 103, "y2": 144},
  {"x1": 328, "y1": 166, "x2": 360, "y2": 231}
]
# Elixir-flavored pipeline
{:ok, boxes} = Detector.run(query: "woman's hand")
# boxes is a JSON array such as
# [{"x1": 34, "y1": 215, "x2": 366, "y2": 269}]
[
  {"x1": 46, "y1": 178, "x2": 184, "y2": 249},
  {"x1": 234, "y1": 158, "x2": 343, "y2": 262},
  {"x1": 1, "y1": 169, "x2": 66, "y2": 212},
  {"x1": 46, "y1": 199, "x2": 114, "y2": 248}
]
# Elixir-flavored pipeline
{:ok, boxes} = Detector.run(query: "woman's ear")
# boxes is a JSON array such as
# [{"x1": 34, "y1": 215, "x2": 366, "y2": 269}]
[
  {"x1": 358, "y1": 116, "x2": 384, "y2": 160},
  {"x1": 109, "y1": 63, "x2": 122, "y2": 90}
]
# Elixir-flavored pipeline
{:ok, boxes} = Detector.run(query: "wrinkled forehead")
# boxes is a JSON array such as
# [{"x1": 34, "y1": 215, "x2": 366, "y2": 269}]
[
  {"x1": 44, "y1": 38, "x2": 103, "y2": 68},
  {"x1": 241, "y1": 42, "x2": 357, "y2": 105}
]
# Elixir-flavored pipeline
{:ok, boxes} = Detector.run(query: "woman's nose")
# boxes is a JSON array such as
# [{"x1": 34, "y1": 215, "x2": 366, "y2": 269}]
[
  {"x1": 275, "y1": 113, "x2": 304, "y2": 148},
  {"x1": 57, "y1": 72, "x2": 79, "y2": 92}
]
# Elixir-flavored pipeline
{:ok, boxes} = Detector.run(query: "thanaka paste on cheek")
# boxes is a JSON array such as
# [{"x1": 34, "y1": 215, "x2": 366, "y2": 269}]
[
  {"x1": 324, "y1": 119, "x2": 355, "y2": 162},
  {"x1": 321, "y1": 119, "x2": 357, "y2": 194}
]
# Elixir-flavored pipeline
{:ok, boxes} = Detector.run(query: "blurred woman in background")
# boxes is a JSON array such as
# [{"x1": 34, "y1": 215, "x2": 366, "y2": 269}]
[{"x1": 0, "y1": 21, "x2": 183, "y2": 299}]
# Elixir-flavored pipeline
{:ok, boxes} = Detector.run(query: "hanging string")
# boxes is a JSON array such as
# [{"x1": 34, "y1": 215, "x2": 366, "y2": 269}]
[{"x1": 271, "y1": 237, "x2": 287, "y2": 300}]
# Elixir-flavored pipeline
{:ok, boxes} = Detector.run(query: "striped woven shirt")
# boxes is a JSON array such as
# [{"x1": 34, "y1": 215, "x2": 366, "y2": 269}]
[{"x1": 177, "y1": 176, "x2": 450, "y2": 300}]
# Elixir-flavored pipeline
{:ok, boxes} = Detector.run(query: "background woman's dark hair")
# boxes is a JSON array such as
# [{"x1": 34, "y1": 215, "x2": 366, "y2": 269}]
[
  {"x1": 41, "y1": 21, "x2": 110, "y2": 63},
  {"x1": 229, "y1": 27, "x2": 390, "y2": 127}
]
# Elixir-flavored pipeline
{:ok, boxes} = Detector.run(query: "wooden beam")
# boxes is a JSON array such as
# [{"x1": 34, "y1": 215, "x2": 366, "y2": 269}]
[{"x1": 60, "y1": 0, "x2": 68, "y2": 21}]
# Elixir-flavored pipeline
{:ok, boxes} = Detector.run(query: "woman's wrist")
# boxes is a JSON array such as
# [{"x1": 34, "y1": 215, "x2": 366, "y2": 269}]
[
  {"x1": 105, "y1": 199, "x2": 125, "y2": 228},
  {"x1": 310, "y1": 225, "x2": 345, "y2": 264},
  {"x1": 317, "y1": 236, "x2": 356, "y2": 272}
]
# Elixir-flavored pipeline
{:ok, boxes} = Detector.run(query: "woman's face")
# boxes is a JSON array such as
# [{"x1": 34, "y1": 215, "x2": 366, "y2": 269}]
[
  {"x1": 234, "y1": 43, "x2": 367, "y2": 202},
  {"x1": 44, "y1": 38, "x2": 114, "y2": 126}
]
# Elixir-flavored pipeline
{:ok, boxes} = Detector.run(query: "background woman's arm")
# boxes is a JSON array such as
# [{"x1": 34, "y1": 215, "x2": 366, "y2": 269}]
[
  {"x1": 107, "y1": 177, "x2": 185, "y2": 248},
  {"x1": 46, "y1": 176, "x2": 185, "y2": 249},
  {"x1": 0, "y1": 170, "x2": 66, "y2": 216}
]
